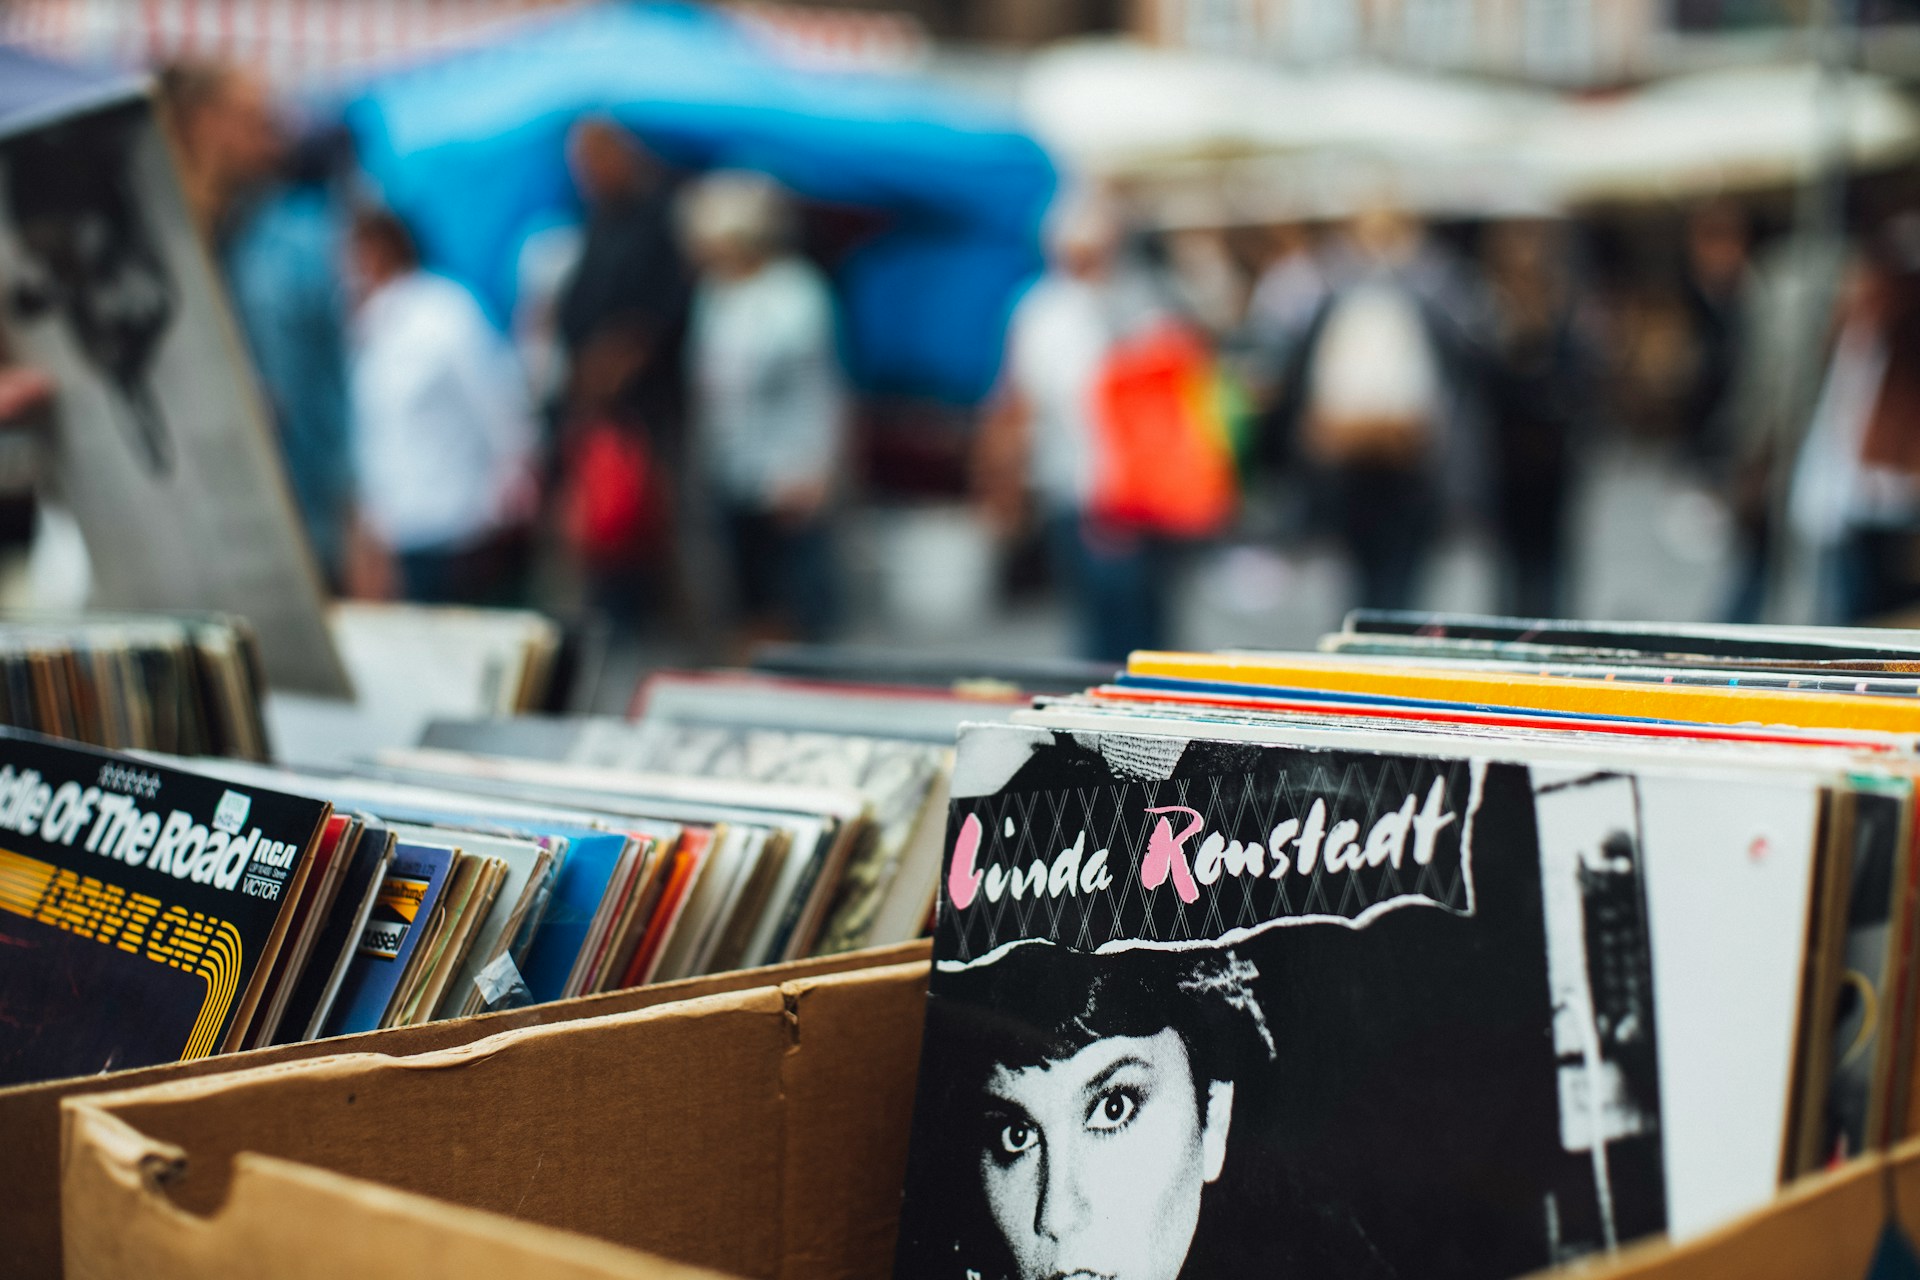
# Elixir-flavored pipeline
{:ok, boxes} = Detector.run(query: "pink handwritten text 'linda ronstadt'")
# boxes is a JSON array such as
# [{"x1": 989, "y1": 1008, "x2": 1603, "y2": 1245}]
[{"x1": 946, "y1": 778, "x2": 1458, "y2": 912}]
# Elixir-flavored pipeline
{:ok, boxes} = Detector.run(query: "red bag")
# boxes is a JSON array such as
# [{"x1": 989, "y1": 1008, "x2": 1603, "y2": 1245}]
[
  {"x1": 1089, "y1": 322, "x2": 1238, "y2": 537},
  {"x1": 559, "y1": 420, "x2": 666, "y2": 568}
]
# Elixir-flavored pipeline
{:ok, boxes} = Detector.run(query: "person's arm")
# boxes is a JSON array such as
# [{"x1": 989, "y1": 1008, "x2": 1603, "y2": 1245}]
[
  {"x1": 340, "y1": 507, "x2": 399, "y2": 600},
  {"x1": 971, "y1": 283, "x2": 1042, "y2": 538},
  {"x1": 973, "y1": 384, "x2": 1031, "y2": 539}
]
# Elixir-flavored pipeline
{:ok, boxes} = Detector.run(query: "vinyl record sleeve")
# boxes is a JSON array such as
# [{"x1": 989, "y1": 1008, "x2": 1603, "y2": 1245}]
[
  {"x1": 0, "y1": 730, "x2": 328, "y2": 1084},
  {"x1": 894, "y1": 722, "x2": 1825, "y2": 1280},
  {"x1": 0, "y1": 99, "x2": 347, "y2": 695},
  {"x1": 281, "y1": 818, "x2": 394, "y2": 1042},
  {"x1": 1128, "y1": 650, "x2": 1920, "y2": 734},
  {"x1": 1342, "y1": 610, "x2": 1920, "y2": 666},
  {"x1": 320, "y1": 840, "x2": 454, "y2": 1037}
]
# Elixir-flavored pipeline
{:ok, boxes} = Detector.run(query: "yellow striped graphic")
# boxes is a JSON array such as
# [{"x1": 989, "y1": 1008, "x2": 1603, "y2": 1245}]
[
  {"x1": 0, "y1": 846, "x2": 244, "y2": 1062},
  {"x1": 181, "y1": 920, "x2": 243, "y2": 1059},
  {"x1": 0, "y1": 847, "x2": 54, "y2": 918}
]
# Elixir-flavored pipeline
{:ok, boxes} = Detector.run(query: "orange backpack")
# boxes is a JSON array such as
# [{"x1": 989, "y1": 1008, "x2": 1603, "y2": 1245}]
[{"x1": 1088, "y1": 321, "x2": 1239, "y2": 537}]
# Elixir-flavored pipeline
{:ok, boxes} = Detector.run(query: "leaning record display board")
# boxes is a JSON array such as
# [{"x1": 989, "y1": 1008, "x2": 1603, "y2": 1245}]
[
  {"x1": 894, "y1": 722, "x2": 1828, "y2": 1280},
  {"x1": 0, "y1": 53, "x2": 347, "y2": 696}
]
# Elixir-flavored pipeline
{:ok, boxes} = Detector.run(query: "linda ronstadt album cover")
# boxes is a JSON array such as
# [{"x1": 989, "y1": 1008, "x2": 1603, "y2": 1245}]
[{"x1": 893, "y1": 723, "x2": 1821, "y2": 1280}]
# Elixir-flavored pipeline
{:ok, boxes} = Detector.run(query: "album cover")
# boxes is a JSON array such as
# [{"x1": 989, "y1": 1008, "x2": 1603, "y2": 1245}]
[
  {"x1": 0, "y1": 85, "x2": 346, "y2": 695},
  {"x1": 895, "y1": 723, "x2": 1823, "y2": 1280},
  {"x1": 320, "y1": 840, "x2": 454, "y2": 1037},
  {"x1": 0, "y1": 729, "x2": 328, "y2": 1085}
]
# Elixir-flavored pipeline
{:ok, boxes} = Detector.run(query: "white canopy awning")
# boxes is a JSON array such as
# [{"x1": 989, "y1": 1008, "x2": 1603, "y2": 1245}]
[
  {"x1": 1022, "y1": 41, "x2": 1920, "y2": 223},
  {"x1": 1523, "y1": 63, "x2": 1920, "y2": 203}
]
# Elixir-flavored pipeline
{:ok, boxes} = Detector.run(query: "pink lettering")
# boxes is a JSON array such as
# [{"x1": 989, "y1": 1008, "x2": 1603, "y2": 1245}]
[
  {"x1": 948, "y1": 812, "x2": 985, "y2": 910},
  {"x1": 1142, "y1": 806, "x2": 1203, "y2": 904}
]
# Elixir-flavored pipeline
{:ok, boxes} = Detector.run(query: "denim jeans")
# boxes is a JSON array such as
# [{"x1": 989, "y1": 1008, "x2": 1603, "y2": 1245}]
[{"x1": 1046, "y1": 510, "x2": 1169, "y2": 663}]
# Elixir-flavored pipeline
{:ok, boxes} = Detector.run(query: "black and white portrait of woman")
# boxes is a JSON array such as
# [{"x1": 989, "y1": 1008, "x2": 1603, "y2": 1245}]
[{"x1": 895, "y1": 941, "x2": 1393, "y2": 1280}]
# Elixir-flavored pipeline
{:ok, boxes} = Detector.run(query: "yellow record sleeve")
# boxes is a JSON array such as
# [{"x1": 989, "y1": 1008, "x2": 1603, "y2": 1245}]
[{"x1": 1126, "y1": 650, "x2": 1920, "y2": 734}]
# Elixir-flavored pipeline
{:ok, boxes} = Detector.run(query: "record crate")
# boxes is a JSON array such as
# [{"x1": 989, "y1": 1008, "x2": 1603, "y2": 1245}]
[
  {"x1": 6, "y1": 940, "x2": 926, "y2": 1280},
  {"x1": 62, "y1": 958, "x2": 1905, "y2": 1280}
]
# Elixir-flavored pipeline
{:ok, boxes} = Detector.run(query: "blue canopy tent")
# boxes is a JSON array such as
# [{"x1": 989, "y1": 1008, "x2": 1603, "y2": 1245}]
[{"x1": 342, "y1": 2, "x2": 1055, "y2": 404}]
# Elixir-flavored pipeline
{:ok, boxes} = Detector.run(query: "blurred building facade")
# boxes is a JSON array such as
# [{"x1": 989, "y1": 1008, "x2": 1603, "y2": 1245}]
[
  {"x1": 1138, "y1": 0, "x2": 1658, "y2": 83},
  {"x1": 1135, "y1": 0, "x2": 1920, "y2": 83},
  {"x1": 0, "y1": 0, "x2": 1116, "y2": 64},
  {"x1": 1, "y1": 0, "x2": 585, "y2": 84}
]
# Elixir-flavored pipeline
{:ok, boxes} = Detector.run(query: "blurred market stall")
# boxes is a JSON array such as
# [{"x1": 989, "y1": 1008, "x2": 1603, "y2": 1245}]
[
  {"x1": 342, "y1": 2, "x2": 1053, "y2": 403},
  {"x1": 5, "y1": 0, "x2": 1054, "y2": 404}
]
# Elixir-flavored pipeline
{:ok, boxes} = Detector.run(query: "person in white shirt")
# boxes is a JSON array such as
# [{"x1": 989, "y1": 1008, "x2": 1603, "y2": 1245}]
[
  {"x1": 976, "y1": 190, "x2": 1172, "y2": 661},
  {"x1": 680, "y1": 171, "x2": 847, "y2": 645},
  {"x1": 344, "y1": 209, "x2": 538, "y2": 603}
]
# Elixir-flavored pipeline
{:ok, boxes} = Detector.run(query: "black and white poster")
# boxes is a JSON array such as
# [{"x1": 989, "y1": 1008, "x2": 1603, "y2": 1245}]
[
  {"x1": 893, "y1": 724, "x2": 1822, "y2": 1280},
  {"x1": 0, "y1": 59, "x2": 346, "y2": 695}
]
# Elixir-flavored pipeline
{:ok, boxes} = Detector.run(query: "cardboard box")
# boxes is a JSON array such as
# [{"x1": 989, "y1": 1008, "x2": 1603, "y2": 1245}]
[
  {"x1": 1580, "y1": 1151, "x2": 1891, "y2": 1280},
  {"x1": 7, "y1": 939, "x2": 928, "y2": 1280},
  {"x1": 64, "y1": 960, "x2": 931, "y2": 1280},
  {"x1": 61, "y1": 951, "x2": 1911, "y2": 1280}
]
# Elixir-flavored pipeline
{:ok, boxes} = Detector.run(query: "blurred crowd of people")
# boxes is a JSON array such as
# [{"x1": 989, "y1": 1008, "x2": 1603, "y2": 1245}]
[
  {"x1": 983, "y1": 190, "x2": 1608, "y2": 655},
  {"x1": 988, "y1": 180, "x2": 1920, "y2": 657},
  {"x1": 148, "y1": 60, "x2": 849, "y2": 659},
  {"x1": 3, "y1": 56, "x2": 1910, "y2": 664}
]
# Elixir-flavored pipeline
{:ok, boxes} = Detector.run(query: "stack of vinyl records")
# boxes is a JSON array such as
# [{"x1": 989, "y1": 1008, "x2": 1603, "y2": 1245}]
[
  {"x1": 892, "y1": 612, "x2": 1920, "y2": 1280},
  {"x1": 327, "y1": 601, "x2": 562, "y2": 721},
  {"x1": 29, "y1": 610, "x2": 1920, "y2": 1280},
  {"x1": 0, "y1": 666, "x2": 1034, "y2": 1087},
  {"x1": 0, "y1": 611, "x2": 267, "y2": 759},
  {"x1": 420, "y1": 667, "x2": 1037, "y2": 954}
]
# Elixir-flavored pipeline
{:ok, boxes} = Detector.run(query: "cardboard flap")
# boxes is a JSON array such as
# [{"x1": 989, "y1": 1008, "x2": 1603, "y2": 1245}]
[
  {"x1": 64, "y1": 1131, "x2": 729, "y2": 1280},
  {"x1": 61, "y1": 967, "x2": 932, "y2": 1280},
  {"x1": 67, "y1": 987, "x2": 797, "y2": 1275},
  {"x1": 61, "y1": 1103, "x2": 187, "y2": 1208},
  {"x1": 11, "y1": 940, "x2": 928, "y2": 1280},
  {"x1": 1888, "y1": 1136, "x2": 1920, "y2": 1244}
]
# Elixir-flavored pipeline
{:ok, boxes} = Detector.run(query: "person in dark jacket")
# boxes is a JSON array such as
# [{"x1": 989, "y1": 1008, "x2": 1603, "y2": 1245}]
[
  {"x1": 1265, "y1": 206, "x2": 1491, "y2": 612},
  {"x1": 555, "y1": 117, "x2": 688, "y2": 445},
  {"x1": 1483, "y1": 219, "x2": 1592, "y2": 618}
]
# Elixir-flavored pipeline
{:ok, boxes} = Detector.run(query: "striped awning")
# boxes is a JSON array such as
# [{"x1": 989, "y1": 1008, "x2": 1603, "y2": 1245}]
[
  {"x1": 1, "y1": 0, "x2": 929, "y2": 86},
  {"x1": 0, "y1": 0, "x2": 586, "y2": 87}
]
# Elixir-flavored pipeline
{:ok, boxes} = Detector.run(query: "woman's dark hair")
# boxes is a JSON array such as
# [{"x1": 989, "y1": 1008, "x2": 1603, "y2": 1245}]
[
  {"x1": 350, "y1": 207, "x2": 420, "y2": 272},
  {"x1": 153, "y1": 60, "x2": 233, "y2": 141},
  {"x1": 932, "y1": 943, "x2": 1274, "y2": 1111}
]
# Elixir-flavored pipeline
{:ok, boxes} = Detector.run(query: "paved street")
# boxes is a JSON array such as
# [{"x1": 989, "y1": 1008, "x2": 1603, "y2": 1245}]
[{"x1": 833, "y1": 441, "x2": 1742, "y2": 669}]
